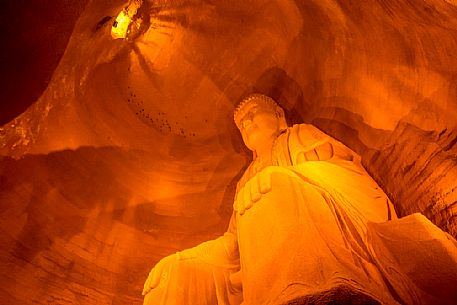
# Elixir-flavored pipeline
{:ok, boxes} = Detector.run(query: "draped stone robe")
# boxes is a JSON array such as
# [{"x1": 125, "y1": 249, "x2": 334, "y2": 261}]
[{"x1": 144, "y1": 124, "x2": 457, "y2": 305}]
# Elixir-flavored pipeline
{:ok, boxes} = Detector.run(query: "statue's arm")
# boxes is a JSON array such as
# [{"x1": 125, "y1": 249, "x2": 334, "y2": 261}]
[
  {"x1": 178, "y1": 212, "x2": 239, "y2": 267},
  {"x1": 143, "y1": 213, "x2": 239, "y2": 296},
  {"x1": 289, "y1": 124, "x2": 354, "y2": 164}
]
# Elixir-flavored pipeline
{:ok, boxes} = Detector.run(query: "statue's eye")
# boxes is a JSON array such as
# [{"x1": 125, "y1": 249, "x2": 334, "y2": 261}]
[
  {"x1": 241, "y1": 112, "x2": 255, "y2": 129},
  {"x1": 242, "y1": 119, "x2": 252, "y2": 129}
]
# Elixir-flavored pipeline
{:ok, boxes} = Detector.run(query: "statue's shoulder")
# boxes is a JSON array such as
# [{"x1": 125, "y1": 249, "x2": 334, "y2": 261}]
[
  {"x1": 290, "y1": 123, "x2": 328, "y2": 140},
  {"x1": 288, "y1": 123, "x2": 329, "y2": 150}
]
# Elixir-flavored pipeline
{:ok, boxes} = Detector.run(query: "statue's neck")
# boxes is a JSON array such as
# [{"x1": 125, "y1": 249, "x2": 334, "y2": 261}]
[
  {"x1": 254, "y1": 131, "x2": 282, "y2": 160},
  {"x1": 236, "y1": 129, "x2": 290, "y2": 195},
  {"x1": 236, "y1": 131, "x2": 286, "y2": 194},
  {"x1": 255, "y1": 144, "x2": 274, "y2": 161},
  {"x1": 251, "y1": 135, "x2": 279, "y2": 172}
]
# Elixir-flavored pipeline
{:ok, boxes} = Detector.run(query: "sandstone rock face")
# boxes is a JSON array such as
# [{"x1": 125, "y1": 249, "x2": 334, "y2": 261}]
[
  {"x1": 1, "y1": 0, "x2": 457, "y2": 304},
  {"x1": 365, "y1": 123, "x2": 457, "y2": 236}
]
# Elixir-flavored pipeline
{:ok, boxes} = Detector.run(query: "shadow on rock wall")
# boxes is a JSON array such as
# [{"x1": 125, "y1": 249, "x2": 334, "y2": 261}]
[{"x1": 0, "y1": 146, "x2": 241, "y2": 304}]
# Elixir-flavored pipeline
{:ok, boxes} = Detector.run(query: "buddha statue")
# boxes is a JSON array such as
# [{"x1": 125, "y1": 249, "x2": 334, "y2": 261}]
[{"x1": 142, "y1": 94, "x2": 457, "y2": 305}]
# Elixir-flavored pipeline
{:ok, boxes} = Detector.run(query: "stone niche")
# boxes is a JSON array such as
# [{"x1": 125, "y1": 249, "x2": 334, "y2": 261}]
[{"x1": 0, "y1": 0, "x2": 456, "y2": 304}]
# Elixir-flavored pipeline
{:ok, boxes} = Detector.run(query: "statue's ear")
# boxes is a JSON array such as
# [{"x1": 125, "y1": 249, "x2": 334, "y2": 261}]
[{"x1": 276, "y1": 106, "x2": 288, "y2": 131}]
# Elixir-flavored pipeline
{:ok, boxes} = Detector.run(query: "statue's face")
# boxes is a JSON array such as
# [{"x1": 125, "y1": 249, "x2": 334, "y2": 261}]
[{"x1": 238, "y1": 106, "x2": 280, "y2": 152}]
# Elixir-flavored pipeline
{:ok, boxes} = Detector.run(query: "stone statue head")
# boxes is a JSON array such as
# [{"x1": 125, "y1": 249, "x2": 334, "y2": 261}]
[{"x1": 234, "y1": 94, "x2": 288, "y2": 152}]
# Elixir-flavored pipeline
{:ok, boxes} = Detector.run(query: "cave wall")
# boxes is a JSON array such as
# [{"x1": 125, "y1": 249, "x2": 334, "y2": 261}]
[
  {"x1": 1, "y1": 0, "x2": 457, "y2": 304},
  {"x1": 0, "y1": 0, "x2": 89, "y2": 125}
]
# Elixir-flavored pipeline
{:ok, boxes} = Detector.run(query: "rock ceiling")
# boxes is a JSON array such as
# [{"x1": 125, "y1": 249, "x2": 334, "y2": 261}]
[{"x1": 1, "y1": 0, "x2": 457, "y2": 304}]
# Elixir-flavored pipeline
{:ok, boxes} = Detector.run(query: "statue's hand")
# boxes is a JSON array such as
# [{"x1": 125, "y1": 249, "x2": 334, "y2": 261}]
[
  {"x1": 235, "y1": 167, "x2": 275, "y2": 214},
  {"x1": 142, "y1": 253, "x2": 178, "y2": 296}
]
